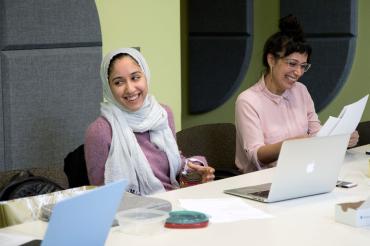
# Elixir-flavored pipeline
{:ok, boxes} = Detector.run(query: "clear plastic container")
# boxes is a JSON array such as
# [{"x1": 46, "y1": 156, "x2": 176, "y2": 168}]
[{"x1": 116, "y1": 208, "x2": 169, "y2": 235}]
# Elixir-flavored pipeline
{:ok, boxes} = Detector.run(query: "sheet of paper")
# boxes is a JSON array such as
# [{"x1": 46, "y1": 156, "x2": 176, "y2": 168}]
[
  {"x1": 179, "y1": 198, "x2": 273, "y2": 223},
  {"x1": 316, "y1": 116, "x2": 339, "y2": 137},
  {"x1": 317, "y1": 94, "x2": 368, "y2": 137},
  {"x1": 331, "y1": 95, "x2": 368, "y2": 135},
  {"x1": 0, "y1": 231, "x2": 37, "y2": 246}
]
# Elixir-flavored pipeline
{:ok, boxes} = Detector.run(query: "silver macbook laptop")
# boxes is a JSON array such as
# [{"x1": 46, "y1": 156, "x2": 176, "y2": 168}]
[
  {"x1": 21, "y1": 179, "x2": 128, "y2": 246},
  {"x1": 224, "y1": 134, "x2": 350, "y2": 203}
]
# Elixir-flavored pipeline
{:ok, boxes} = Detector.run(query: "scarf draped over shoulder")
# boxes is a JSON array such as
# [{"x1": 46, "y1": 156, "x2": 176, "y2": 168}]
[{"x1": 100, "y1": 48, "x2": 182, "y2": 195}]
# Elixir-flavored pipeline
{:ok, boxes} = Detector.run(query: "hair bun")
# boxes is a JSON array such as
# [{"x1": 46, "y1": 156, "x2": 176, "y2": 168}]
[{"x1": 279, "y1": 14, "x2": 305, "y2": 41}]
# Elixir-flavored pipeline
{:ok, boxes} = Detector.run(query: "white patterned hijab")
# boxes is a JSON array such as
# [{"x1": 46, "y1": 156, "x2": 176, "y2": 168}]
[{"x1": 100, "y1": 48, "x2": 182, "y2": 195}]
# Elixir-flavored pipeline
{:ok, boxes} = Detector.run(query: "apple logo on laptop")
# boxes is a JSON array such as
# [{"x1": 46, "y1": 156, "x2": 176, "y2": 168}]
[{"x1": 306, "y1": 161, "x2": 316, "y2": 174}]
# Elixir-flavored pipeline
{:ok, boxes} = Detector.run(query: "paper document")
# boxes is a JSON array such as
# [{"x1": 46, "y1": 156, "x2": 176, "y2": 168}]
[
  {"x1": 179, "y1": 198, "x2": 273, "y2": 223},
  {"x1": 316, "y1": 116, "x2": 339, "y2": 137},
  {"x1": 317, "y1": 95, "x2": 368, "y2": 137}
]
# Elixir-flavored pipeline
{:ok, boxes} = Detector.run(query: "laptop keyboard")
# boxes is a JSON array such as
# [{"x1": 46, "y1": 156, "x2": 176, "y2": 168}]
[
  {"x1": 250, "y1": 190, "x2": 270, "y2": 198},
  {"x1": 226, "y1": 183, "x2": 271, "y2": 198}
]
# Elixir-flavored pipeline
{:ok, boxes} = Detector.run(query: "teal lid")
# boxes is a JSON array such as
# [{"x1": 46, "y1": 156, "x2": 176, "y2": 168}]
[{"x1": 165, "y1": 210, "x2": 209, "y2": 229}]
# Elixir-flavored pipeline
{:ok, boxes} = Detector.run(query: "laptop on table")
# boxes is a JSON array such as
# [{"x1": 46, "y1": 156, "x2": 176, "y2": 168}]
[
  {"x1": 224, "y1": 134, "x2": 350, "y2": 203},
  {"x1": 21, "y1": 179, "x2": 128, "y2": 246}
]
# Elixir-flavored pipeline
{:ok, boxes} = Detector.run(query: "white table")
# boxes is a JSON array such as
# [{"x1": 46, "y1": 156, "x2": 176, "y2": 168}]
[{"x1": 2, "y1": 145, "x2": 370, "y2": 246}]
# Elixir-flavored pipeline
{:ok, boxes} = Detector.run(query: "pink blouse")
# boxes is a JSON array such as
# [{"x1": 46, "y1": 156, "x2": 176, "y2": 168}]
[{"x1": 235, "y1": 75, "x2": 321, "y2": 173}]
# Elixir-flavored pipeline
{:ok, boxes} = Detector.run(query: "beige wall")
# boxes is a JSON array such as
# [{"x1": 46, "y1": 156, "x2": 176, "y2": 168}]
[{"x1": 95, "y1": 0, "x2": 182, "y2": 129}]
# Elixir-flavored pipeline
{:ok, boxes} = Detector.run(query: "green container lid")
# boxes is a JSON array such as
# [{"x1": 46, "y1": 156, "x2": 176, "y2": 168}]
[{"x1": 165, "y1": 210, "x2": 209, "y2": 229}]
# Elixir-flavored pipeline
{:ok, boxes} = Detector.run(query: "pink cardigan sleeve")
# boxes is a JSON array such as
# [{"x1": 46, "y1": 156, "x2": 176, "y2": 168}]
[{"x1": 84, "y1": 117, "x2": 112, "y2": 186}]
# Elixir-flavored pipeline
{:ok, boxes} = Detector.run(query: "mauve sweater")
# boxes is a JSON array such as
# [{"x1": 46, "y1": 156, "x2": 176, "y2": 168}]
[{"x1": 84, "y1": 105, "x2": 205, "y2": 191}]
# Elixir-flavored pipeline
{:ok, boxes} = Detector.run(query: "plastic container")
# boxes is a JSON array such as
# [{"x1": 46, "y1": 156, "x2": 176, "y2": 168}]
[{"x1": 116, "y1": 208, "x2": 169, "y2": 235}]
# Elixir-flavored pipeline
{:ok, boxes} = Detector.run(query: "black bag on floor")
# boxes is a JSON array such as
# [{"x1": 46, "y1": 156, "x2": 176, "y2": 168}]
[{"x1": 0, "y1": 170, "x2": 63, "y2": 201}]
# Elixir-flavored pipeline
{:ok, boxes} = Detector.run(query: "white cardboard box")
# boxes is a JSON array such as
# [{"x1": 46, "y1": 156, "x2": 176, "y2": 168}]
[{"x1": 335, "y1": 198, "x2": 370, "y2": 227}]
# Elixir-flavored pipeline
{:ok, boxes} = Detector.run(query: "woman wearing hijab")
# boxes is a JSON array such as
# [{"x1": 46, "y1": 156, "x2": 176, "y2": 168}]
[{"x1": 85, "y1": 48, "x2": 214, "y2": 195}]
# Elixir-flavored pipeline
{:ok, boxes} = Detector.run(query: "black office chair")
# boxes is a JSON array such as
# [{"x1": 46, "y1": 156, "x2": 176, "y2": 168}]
[
  {"x1": 176, "y1": 123, "x2": 242, "y2": 180},
  {"x1": 356, "y1": 120, "x2": 370, "y2": 146},
  {"x1": 0, "y1": 169, "x2": 64, "y2": 201},
  {"x1": 64, "y1": 144, "x2": 90, "y2": 188}
]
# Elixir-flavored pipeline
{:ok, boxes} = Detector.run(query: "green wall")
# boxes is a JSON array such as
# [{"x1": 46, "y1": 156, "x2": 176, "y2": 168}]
[
  {"x1": 182, "y1": 0, "x2": 370, "y2": 129},
  {"x1": 96, "y1": 0, "x2": 369, "y2": 131},
  {"x1": 95, "y1": 0, "x2": 182, "y2": 129}
]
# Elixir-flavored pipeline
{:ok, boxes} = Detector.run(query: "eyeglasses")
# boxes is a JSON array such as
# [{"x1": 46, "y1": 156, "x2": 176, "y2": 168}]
[{"x1": 282, "y1": 58, "x2": 311, "y2": 73}]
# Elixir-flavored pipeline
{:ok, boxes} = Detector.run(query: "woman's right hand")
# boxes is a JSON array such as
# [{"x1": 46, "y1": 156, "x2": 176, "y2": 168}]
[{"x1": 186, "y1": 162, "x2": 215, "y2": 183}]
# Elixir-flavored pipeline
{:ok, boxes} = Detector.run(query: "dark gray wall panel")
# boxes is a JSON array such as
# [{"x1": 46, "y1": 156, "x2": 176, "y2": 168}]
[
  {"x1": 280, "y1": 0, "x2": 356, "y2": 35},
  {"x1": 0, "y1": 58, "x2": 3, "y2": 166},
  {"x1": 1, "y1": 47, "x2": 102, "y2": 170},
  {"x1": 0, "y1": 0, "x2": 101, "y2": 50},
  {"x1": 189, "y1": 0, "x2": 252, "y2": 33},
  {"x1": 301, "y1": 38, "x2": 356, "y2": 111},
  {"x1": 189, "y1": 37, "x2": 252, "y2": 113},
  {"x1": 0, "y1": 0, "x2": 102, "y2": 173},
  {"x1": 188, "y1": 0, "x2": 253, "y2": 114},
  {"x1": 281, "y1": 0, "x2": 357, "y2": 112}
]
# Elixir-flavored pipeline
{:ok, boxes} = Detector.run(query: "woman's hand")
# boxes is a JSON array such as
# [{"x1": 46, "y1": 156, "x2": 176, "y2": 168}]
[
  {"x1": 187, "y1": 162, "x2": 215, "y2": 183},
  {"x1": 348, "y1": 130, "x2": 359, "y2": 148}
]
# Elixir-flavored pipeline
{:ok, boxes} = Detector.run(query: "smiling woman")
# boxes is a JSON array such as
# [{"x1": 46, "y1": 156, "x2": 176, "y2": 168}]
[
  {"x1": 265, "y1": 52, "x2": 309, "y2": 95},
  {"x1": 107, "y1": 54, "x2": 148, "y2": 111},
  {"x1": 234, "y1": 15, "x2": 358, "y2": 174},
  {"x1": 84, "y1": 48, "x2": 215, "y2": 195}
]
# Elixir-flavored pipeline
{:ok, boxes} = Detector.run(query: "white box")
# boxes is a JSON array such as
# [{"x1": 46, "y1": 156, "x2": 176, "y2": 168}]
[{"x1": 335, "y1": 198, "x2": 370, "y2": 227}]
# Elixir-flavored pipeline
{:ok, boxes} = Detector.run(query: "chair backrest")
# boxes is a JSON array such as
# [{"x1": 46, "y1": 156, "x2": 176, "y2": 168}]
[
  {"x1": 0, "y1": 170, "x2": 64, "y2": 201},
  {"x1": 176, "y1": 123, "x2": 241, "y2": 179},
  {"x1": 0, "y1": 166, "x2": 68, "y2": 192},
  {"x1": 356, "y1": 121, "x2": 370, "y2": 146},
  {"x1": 64, "y1": 144, "x2": 90, "y2": 188}
]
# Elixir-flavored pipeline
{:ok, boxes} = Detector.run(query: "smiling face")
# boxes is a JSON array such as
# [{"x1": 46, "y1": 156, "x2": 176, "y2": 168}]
[
  {"x1": 265, "y1": 52, "x2": 309, "y2": 95},
  {"x1": 108, "y1": 55, "x2": 148, "y2": 112}
]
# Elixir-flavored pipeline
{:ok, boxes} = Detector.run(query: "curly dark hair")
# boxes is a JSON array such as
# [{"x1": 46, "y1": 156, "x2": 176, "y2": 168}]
[{"x1": 262, "y1": 14, "x2": 312, "y2": 70}]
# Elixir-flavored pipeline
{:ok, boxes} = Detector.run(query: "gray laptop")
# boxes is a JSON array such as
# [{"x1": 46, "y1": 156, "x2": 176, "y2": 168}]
[
  {"x1": 224, "y1": 134, "x2": 350, "y2": 203},
  {"x1": 22, "y1": 179, "x2": 128, "y2": 246}
]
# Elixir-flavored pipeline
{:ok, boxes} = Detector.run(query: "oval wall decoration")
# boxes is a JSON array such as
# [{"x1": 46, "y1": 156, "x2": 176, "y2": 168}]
[
  {"x1": 281, "y1": 0, "x2": 357, "y2": 112},
  {"x1": 188, "y1": 0, "x2": 253, "y2": 114}
]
